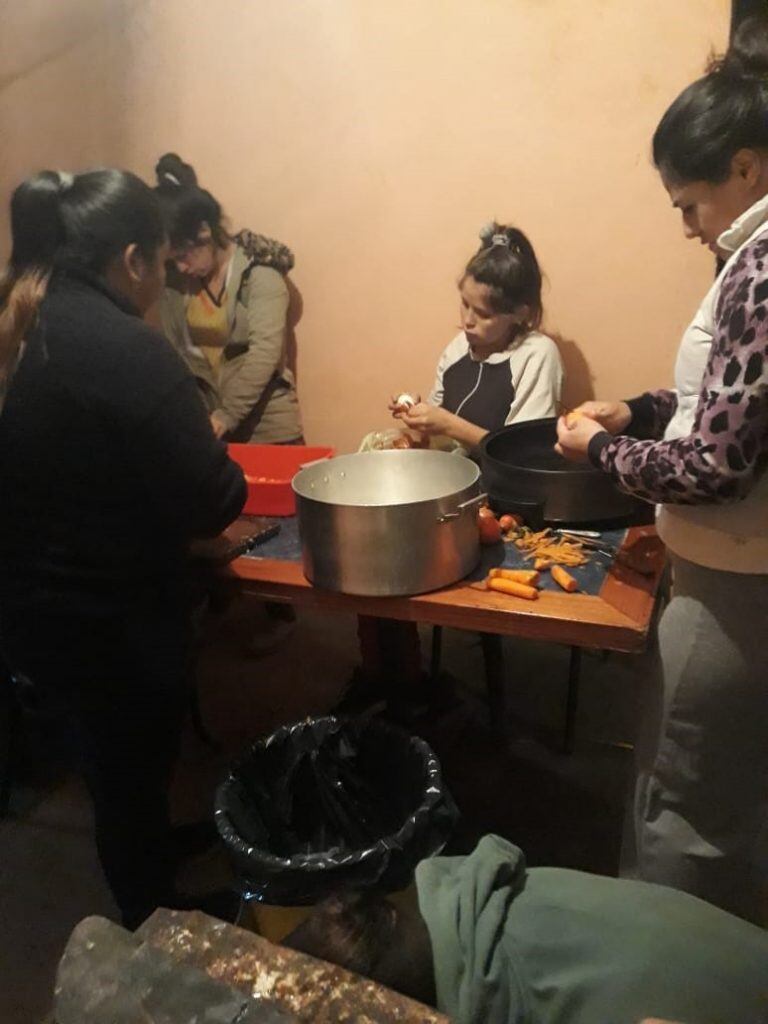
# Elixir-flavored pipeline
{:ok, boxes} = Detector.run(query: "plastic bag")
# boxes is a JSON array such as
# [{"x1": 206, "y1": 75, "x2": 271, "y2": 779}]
[
  {"x1": 358, "y1": 429, "x2": 468, "y2": 455},
  {"x1": 215, "y1": 716, "x2": 458, "y2": 904}
]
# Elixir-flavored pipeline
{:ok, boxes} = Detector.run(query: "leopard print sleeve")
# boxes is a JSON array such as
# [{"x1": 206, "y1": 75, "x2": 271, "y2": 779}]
[
  {"x1": 625, "y1": 388, "x2": 679, "y2": 440},
  {"x1": 591, "y1": 236, "x2": 768, "y2": 506}
]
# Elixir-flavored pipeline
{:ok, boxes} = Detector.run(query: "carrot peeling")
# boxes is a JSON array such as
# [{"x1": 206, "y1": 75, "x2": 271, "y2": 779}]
[
  {"x1": 488, "y1": 568, "x2": 540, "y2": 586},
  {"x1": 551, "y1": 565, "x2": 578, "y2": 592},
  {"x1": 487, "y1": 577, "x2": 539, "y2": 600}
]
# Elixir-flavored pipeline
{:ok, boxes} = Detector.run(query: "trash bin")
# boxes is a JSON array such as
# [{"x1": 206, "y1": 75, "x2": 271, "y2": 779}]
[{"x1": 215, "y1": 716, "x2": 458, "y2": 907}]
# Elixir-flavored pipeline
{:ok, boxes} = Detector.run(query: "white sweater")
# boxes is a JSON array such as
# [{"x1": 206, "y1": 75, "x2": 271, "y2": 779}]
[{"x1": 429, "y1": 331, "x2": 563, "y2": 432}]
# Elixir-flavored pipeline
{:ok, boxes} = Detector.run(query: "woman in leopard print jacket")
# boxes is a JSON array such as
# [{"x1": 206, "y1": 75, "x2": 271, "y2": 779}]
[{"x1": 558, "y1": 19, "x2": 768, "y2": 924}]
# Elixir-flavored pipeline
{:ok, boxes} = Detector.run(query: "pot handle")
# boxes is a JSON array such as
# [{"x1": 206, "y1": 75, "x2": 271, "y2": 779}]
[{"x1": 437, "y1": 492, "x2": 488, "y2": 523}]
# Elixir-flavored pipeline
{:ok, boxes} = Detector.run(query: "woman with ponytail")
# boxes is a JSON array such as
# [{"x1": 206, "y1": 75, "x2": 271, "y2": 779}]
[
  {"x1": 0, "y1": 172, "x2": 62, "y2": 399},
  {"x1": 557, "y1": 16, "x2": 768, "y2": 921},
  {"x1": 154, "y1": 153, "x2": 302, "y2": 444},
  {"x1": 351, "y1": 226, "x2": 563, "y2": 715},
  {"x1": 393, "y1": 224, "x2": 563, "y2": 448},
  {"x1": 0, "y1": 169, "x2": 246, "y2": 928}
]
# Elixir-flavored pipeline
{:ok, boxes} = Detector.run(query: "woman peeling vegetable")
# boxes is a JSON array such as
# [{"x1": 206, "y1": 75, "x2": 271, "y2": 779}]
[
  {"x1": 352, "y1": 226, "x2": 564, "y2": 716},
  {"x1": 392, "y1": 223, "x2": 563, "y2": 450},
  {"x1": 557, "y1": 17, "x2": 768, "y2": 923}
]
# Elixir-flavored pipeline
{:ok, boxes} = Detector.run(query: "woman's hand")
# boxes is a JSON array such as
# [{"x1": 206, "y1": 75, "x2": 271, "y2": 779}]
[
  {"x1": 210, "y1": 411, "x2": 228, "y2": 439},
  {"x1": 556, "y1": 413, "x2": 607, "y2": 462},
  {"x1": 389, "y1": 393, "x2": 421, "y2": 415},
  {"x1": 398, "y1": 402, "x2": 452, "y2": 436},
  {"x1": 569, "y1": 400, "x2": 632, "y2": 435}
]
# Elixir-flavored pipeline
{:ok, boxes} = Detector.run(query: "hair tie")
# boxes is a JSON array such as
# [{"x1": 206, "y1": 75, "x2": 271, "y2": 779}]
[
  {"x1": 57, "y1": 172, "x2": 74, "y2": 192},
  {"x1": 491, "y1": 233, "x2": 510, "y2": 248},
  {"x1": 162, "y1": 172, "x2": 181, "y2": 186}
]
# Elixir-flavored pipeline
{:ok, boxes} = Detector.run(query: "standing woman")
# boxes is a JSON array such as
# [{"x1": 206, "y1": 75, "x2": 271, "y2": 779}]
[
  {"x1": 0, "y1": 170, "x2": 246, "y2": 928},
  {"x1": 154, "y1": 153, "x2": 302, "y2": 444},
  {"x1": 557, "y1": 19, "x2": 768, "y2": 921}
]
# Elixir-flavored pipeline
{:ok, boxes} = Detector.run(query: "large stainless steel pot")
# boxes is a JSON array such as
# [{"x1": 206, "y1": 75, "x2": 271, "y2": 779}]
[{"x1": 292, "y1": 450, "x2": 482, "y2": 596}]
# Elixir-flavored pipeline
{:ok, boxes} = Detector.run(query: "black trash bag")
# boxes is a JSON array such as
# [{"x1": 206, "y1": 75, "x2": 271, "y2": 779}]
[{"x1": 215, "y1": 716, "x2": 458, "y2": 905}]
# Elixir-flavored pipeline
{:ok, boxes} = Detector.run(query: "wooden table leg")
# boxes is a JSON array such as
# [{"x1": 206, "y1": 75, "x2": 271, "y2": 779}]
[
  {"x1": 480, "y1": 632, "x2": 506, "y2": 735},
  {"x1": 563, "y1": 645, "x2": 582, "y2": 755}
]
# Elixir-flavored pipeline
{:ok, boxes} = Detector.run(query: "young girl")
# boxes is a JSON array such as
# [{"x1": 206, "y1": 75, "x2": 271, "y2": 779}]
[
  {"x1": 395, "y1": 223, "x2": 563, "y2": 447},
  {"x1": 353, "y1": 225, "x2": 563, "y2": 714}
]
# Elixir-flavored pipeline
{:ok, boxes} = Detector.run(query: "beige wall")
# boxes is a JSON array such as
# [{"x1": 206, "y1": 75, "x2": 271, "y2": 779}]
[{"x1": 1, "y1": 0, "x2": 729, "y2": 452}]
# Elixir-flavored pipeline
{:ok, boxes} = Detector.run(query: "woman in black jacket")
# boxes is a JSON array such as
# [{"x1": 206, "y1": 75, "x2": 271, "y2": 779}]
[{"x1": 0, "y1": 169, "x2": 246, "y2": 927}]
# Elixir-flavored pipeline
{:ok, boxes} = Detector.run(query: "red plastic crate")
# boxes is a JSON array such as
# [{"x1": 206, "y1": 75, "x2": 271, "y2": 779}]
[{"x1": 227, "y1": 444, "x2": 335, "y2": 516}]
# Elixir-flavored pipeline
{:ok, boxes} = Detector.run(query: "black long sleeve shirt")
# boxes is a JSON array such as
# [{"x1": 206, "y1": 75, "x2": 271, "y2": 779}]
[{"x1": 0, "y1": 271, "x2": 246, "y2": 614}]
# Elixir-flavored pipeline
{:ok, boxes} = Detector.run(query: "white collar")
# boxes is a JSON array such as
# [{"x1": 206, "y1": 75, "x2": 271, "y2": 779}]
[{"x1": 717, "y1": 192, "x2": 768, "y2": 254}]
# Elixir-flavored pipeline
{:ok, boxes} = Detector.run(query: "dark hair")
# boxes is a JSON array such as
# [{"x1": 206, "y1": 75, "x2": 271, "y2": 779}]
[
  {"x1": 154, "y1": 153, "x2": 229, "y2": 249},
  {"x1": 462, "y1": 223, "x2": 543, "y2": 331},
  {"x1": 283, "y1": 890, "x2": 436, "y2": 1007},
  {"x1": 1, "y1": 168, "x2": 164, "y2": 373},
  {"x1": 653, "y1": 14, "x2": 768, "y2": 184}
]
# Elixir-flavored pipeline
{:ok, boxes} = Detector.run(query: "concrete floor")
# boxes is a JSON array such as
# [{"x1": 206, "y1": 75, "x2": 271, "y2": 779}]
[{"x1": 0, "y1": 595, "x2": 652, "y2": 1023}]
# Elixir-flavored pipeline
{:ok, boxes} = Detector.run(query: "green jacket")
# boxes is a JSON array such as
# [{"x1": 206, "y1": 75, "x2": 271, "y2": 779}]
[
  {"x1": 416, "y1": 835, "x2": 768, "y2": 1024},
  {"x1": 159, "y1": 237, "x2": 302, "y2": 444}
]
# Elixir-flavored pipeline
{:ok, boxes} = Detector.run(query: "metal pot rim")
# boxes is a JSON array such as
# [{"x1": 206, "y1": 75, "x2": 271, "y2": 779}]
[
  {"x1": 481, "y1": 418, "x2": 603, "y2": 478},
  {"x1": 292, "y1": 449, "x2": 481, "y2": 509}
]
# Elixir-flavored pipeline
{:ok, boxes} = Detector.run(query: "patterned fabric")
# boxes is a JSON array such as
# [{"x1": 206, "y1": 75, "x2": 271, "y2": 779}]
[
  {"x1": 625, "y1": 388, "x2": 679, "y2": 440},
  {"x1": 593, "y1": 235, "x2": 768, "y2": 505},
  {"x1": 232, "y1": 229, "x2": 294, "y2": 275}
]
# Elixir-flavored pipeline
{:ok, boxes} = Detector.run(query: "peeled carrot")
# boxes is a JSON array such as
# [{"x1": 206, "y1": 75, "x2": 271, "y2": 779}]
[
  {"x1": 551, "y1": 565, "x2": 578, "y2": 592},
  {"x1": 534, "y1": 558, "x2": 554, "y2": 570},
  {"x1": 487, "y1": 577, "x2": 539, "y2": 600},
  {"x1": 489, "y1": 568, "x2": 540, "y2": 586}
]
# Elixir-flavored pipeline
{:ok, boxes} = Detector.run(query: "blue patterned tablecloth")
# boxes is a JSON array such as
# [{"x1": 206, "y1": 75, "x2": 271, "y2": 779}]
[{"x1": 242, "y1": 517, "x2": 625, "y2": 597}]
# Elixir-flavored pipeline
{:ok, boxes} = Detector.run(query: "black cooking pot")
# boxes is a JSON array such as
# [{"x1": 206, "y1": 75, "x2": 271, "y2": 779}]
[{"x1": 480, "y1": 417, "x2": 640, "y2": 527}]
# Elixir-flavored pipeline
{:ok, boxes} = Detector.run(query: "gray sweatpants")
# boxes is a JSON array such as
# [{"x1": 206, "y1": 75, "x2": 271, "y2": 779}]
[{"x1": 633, "y1": 555, "x2": 768, "y2": 923}]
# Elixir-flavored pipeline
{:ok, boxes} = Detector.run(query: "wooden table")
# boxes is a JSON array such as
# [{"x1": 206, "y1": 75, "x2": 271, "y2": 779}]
[{"x1": 228, "y1": 524, "x2": 666, "y2": 750}]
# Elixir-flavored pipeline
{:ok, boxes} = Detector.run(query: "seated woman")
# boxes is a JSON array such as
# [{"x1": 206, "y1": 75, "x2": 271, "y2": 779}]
[
  {"x1": 154, "y1": 152, "x2": 302, "y2": 444},
  {"x1": 354, "y1": 225, "x2": 564, "y2": 711},
  {"x1": 393, "y1": 221, "x2": 563, "y2": 447},
  {"x1": 284, "y1": 835, "x2": 768, "y2": 1024}
]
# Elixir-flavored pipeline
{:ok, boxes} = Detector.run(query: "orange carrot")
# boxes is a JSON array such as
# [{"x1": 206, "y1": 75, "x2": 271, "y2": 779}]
[
  {"x1": 551, "y1": 565, "x2": 578, "y2": 592},
  {"x1": 534, "y1": 558, "x2": 554, "y2": 570},
  {"x1": 489, "y1": 568, "x2": 540, "y2": 586},
  {"x1": 487, "y1": 577, "x2": 539, "y2": 600}
]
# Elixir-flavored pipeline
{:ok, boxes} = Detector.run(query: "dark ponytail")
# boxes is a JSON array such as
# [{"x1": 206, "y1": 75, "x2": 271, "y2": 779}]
[
  {"x1": 154, "y1": 152, "x2": 229, "y2": 249},
  {"x1": 1, "y1": 171, "x2": 67, "y2": 377},
  {"x1": 462, "y1": 223, "x2": 543, "y2": 331},
  {"x1": 653, "y1": 14, "x2": 768, "y2": 184},
  {"x1": 1, "y1": 168, "x2": 164, "y2": 376}
]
